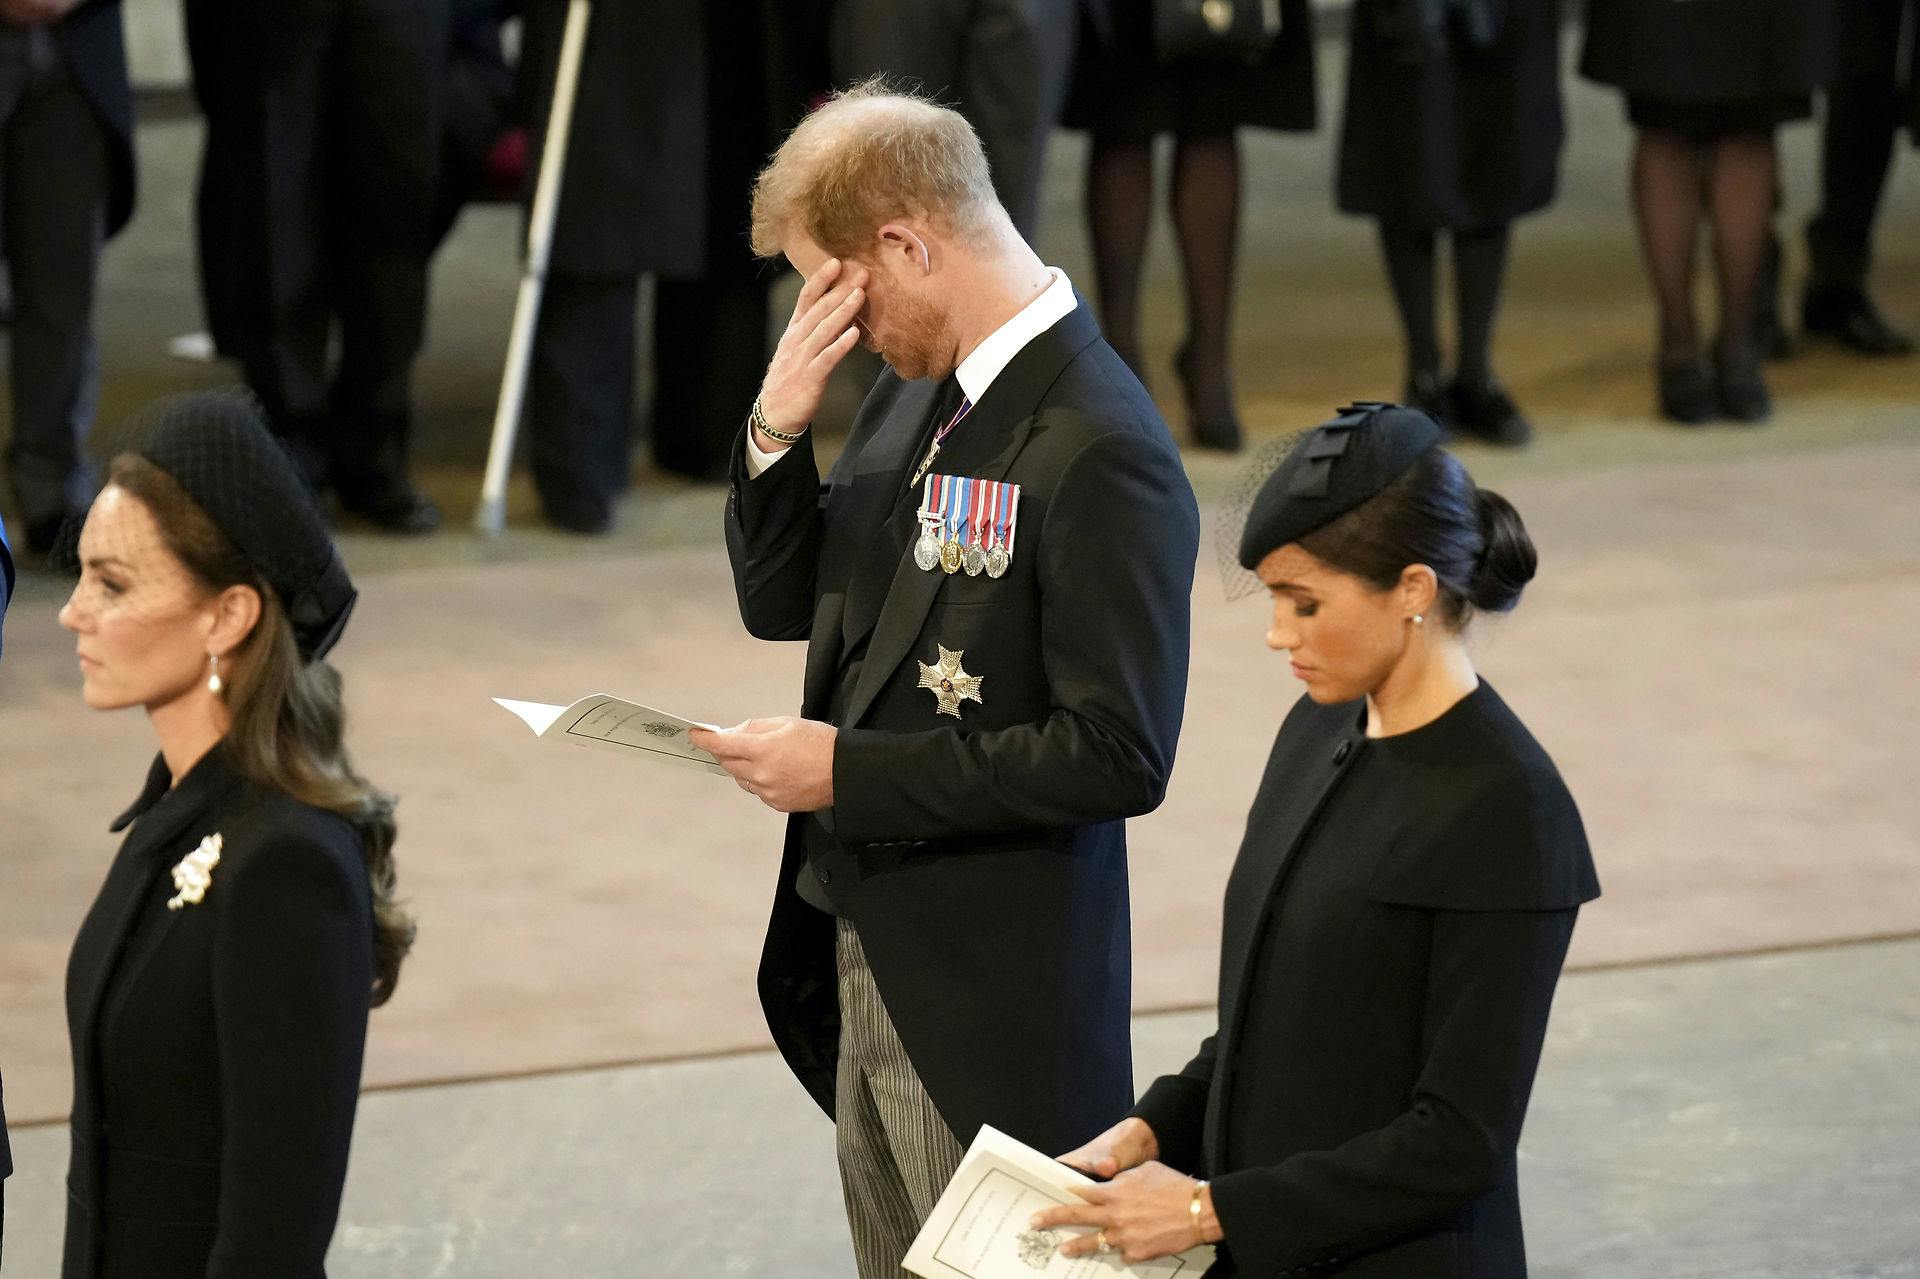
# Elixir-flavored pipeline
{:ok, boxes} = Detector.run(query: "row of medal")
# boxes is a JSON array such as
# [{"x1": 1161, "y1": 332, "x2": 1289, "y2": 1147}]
[{"x1": 914, "y1": 473, "x2": 1022, "y2": 578}]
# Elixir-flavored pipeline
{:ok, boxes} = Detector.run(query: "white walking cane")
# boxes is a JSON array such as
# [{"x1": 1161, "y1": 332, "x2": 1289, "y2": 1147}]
[{"x1": 474, "y1": 0, "x2": 593, "y2": 535}]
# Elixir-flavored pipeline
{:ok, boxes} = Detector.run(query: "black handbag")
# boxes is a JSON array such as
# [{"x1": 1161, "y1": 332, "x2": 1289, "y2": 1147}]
[{"x1": 1152, "y1": 0, "x2": 1283, "y2": 67}]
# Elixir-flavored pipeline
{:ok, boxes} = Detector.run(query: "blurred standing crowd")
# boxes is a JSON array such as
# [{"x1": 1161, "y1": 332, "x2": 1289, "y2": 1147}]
[{"x1": 0, "y1": 0, "x2": 1914, "y2": 555}]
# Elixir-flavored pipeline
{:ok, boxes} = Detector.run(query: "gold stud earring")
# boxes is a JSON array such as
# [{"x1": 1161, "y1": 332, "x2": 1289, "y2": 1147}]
[{"x1": 207, "y1": 653, "x2": 223, "y2": 695}]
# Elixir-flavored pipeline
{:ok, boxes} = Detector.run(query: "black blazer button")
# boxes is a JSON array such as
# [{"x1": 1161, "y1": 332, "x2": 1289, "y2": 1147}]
[{"x1": 1333, "y1": 740, "x2": 1352, "y2": 764}]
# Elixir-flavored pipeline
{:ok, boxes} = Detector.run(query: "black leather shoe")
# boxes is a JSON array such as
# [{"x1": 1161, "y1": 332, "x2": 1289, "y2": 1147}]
[
  {"x1": 1175, "y1": 345, "x2": 1243, "y2": 452},
  {"x1": 542, "y1": 496, "x2": 614, "y2": 536},
  {"x1": 1801, "y1": 284, "x2": 1915, "y2": 356},
  {"x1": 338, "y1": 479, "x2": 441, "y2": 535},
  {"x1": 1657, "y1": 361, "x2": 1716, "y2": 425},
  {"x1": 1714, "y1": 356, "x2": 1772, "y2": 424},
  {"x1": 1448, "y1": 377, "x2": 1533, "y2": 448}
]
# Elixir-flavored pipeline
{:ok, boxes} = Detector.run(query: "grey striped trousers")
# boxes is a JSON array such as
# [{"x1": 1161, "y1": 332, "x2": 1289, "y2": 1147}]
[{"x1": 835, "y1": 920, "x2": 967, "y2": 1279}]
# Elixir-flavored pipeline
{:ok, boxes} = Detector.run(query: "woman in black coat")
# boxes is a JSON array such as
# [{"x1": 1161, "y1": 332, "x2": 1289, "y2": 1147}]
[
  {"x1": 1063, "y1": 0, "x2": 1317, "y2": 450},
  {"x1": 1339, "y1": 0, "x2": 1563, "y2": 446},
  {"x1": 56, "y1": 393, "x2": 413, "y2": 1279},
  {"x1": 1035, "y1": 403, "x2": 1600, "y2": 1276},
  {"x1": 1582, "y1": 0, "x2": 1836, "y2": 424}
]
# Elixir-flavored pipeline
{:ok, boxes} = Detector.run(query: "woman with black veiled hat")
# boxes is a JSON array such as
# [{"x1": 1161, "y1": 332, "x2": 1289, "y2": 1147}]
[
  {"x1": 1033, "y1": 404, "x2": 1600, "y2": 1275},
  {"x1": 56, "y1": 391, "x2": 413, "y2": 1278}
]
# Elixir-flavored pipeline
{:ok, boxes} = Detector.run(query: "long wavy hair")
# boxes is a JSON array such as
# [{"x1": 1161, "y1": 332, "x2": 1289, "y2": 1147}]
[{"x1": 110, "y1": 454, "x2": 414, "y2": 1005}]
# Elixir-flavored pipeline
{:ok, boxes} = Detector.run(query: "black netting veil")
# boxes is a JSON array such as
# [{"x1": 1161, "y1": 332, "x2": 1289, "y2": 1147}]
[{"x1": 1216, "y1": 432, "x2": 1305, "y2": 602}]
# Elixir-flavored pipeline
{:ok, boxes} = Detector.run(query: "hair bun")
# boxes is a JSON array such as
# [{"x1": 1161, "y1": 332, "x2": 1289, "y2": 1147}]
[{"x1": 1469, "y1": 488, "x2": 1537, "y2": 613}]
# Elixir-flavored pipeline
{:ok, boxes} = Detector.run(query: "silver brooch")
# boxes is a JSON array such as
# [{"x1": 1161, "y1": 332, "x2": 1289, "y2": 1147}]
[{"x1": 167, "y1": 833, "x2": 224, "y2": 910}]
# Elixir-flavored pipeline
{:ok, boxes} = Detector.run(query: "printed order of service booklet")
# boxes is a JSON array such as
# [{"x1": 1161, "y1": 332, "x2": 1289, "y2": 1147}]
[
  {"x1": 493, "y1": 694, "x2": 729, "y2": 776},
  {"x1": 905, "y1": 1126, "x2": 1215, "y2": 1279}
]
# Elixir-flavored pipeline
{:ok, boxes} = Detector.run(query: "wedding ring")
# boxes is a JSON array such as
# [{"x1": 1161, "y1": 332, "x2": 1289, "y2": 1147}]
[{"x1": 1096, "y1": 1231, "x2": 1113, "y2": 1254}]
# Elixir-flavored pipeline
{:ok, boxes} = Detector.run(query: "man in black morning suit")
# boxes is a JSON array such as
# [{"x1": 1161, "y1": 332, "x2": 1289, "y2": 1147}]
[{"x1": 691, "y1": 85, "x2": 1199, "y2": 1276}]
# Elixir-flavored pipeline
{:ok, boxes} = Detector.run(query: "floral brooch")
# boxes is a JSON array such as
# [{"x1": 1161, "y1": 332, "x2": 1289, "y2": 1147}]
[{"x1": 167, "y1": 833, "x2": 224, "y2": 911}]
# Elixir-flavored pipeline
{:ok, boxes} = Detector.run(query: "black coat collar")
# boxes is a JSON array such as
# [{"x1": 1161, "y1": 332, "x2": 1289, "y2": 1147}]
[{"x1": 110, "y1": 743, "x2": 241, "y2": 834}]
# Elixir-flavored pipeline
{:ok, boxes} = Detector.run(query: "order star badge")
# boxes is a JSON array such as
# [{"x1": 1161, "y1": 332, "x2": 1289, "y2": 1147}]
[{"x1": 917, "y1": 644, "x2": 984, "y2": 719}]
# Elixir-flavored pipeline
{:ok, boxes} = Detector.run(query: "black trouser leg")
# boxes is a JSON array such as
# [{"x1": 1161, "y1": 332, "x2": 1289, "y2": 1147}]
[
  {"x1": 651, "y1": 276, "x2": 769, "y2": 480},
  {"x1": 529, "y1": 274, "x2": 639, "y2": 528},
  {"x1": 1, "y1": 38, "x2": 110, "y2": 526},
  {"x1": 199, "y1": 1, "x2": 337, "y2": 485},
  {"x1": 1806, "y1": 0, "x2": 1906, "y2": 289},
  {"x1": 329, "y1": 0, "x2": 446, "y2": 496}
]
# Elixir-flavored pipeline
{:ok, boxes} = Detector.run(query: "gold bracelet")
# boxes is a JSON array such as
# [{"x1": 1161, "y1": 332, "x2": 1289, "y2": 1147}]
[
  {"x1": 1190, "y1": 1181, "x2": 1209, "y2": 1245},
  {"x1": 751, "y1": 397, "x2": 807, "y2": 445}
]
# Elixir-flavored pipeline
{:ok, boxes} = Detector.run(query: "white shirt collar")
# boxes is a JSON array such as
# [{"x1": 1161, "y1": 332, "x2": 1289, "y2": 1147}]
[{"x1": 952, "y1": 268, "x2": 1077, "y2": 407}]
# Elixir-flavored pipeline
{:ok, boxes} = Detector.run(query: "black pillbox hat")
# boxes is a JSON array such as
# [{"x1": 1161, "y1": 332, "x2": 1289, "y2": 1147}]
[
  {"x1": 1237, "y1": 402, "x2": 1443, "y2": 570},
  {"x1": 133, "y1": 392, "x2": 358, "y2": 660}
]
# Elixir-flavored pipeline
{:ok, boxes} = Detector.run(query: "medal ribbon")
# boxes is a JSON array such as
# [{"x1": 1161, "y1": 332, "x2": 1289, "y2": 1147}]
[
  {"x1": 967, "y1": 474, "x2": 991, "y2": 551},
  {"x1": 944, "y1": 476, "x2": 970, "y2": 547},
  {"x1": 917, "y1": 471, "x2": 947, "y2": 529},
  {"x1": 1000, "y1": 482, "x2": 1021, "y2": 556}
]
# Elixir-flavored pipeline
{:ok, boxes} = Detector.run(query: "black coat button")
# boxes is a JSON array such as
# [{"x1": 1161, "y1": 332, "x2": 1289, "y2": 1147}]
[{"x1": 1333, "y1": 740, "x2": 1352, "y2": 764}]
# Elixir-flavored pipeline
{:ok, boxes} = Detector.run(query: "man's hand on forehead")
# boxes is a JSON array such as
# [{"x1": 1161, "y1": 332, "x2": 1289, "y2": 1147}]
[{"x1": 755, "y1": 257, "x2": 870, "y2": 442}]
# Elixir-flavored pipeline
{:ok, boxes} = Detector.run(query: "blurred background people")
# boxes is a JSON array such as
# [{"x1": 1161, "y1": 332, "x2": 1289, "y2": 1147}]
[
  {"x1": 829, "y1": 0, "x2": 1082, "y2": 241},
  {"x1": 1582, "y1": 0, "x2": 1836, "y2": 425},
  {"x1": 57, "y1": 392, "x2": 411, "y2": 1278},
  {"x1": 1064, "y1": 0, "x2": 1316, "y2": 451},
  {"x1": 518, "y1": 0, "x2": 825, "y2": 533},
  {"x1": 182, "y1": 0, "x2": 450, "y2": 533},
  {"x1": 1338, "y1": 0, "x2": 1564, "y2": 448},
  {"x1": 0, "y1": 0, "x2": 132, "y2": 557},
  {"x1": 431, "y1": 0, "x2": 521, "y2": 253},
  {"x1": 1800, "y1": 0, "x2": 1918, "y2": 355}
]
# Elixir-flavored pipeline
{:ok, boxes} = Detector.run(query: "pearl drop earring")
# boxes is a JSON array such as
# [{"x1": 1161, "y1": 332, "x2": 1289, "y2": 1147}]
[{"x1": 207, "y1": 654, "x2": 223, "y2": 695}]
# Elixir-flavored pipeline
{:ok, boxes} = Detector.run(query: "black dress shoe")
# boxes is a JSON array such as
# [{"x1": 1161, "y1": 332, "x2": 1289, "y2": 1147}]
[
  {"x1": 1714, "y1": 355, "x2": 1771, "y2": 424},
  {"x1": 337, "y1": 479, "x2": 441, "y2": 535},
  {"x1": 1801, "y1": 284, "x2": 1915, "y2": 356},
  {"x1": 1175, "y1": 344, "x2": 1244, "y2": 452},
  {"x1": 1447, "y1": 376, "x2": 1533, "y2": 448},
  {"x1": 1657, "y1": 361, "x2": 1716, "y2": 425}
]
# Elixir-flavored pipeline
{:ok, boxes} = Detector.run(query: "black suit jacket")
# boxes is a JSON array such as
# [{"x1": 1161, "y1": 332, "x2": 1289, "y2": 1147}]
[
  {"x1": 1134, "y1": 684, "x2": 1600, "y2": 1278},
  {"x1": 64, "y1": 747, "x2": 374, "y2": 1279},
  {"x1": 723, "y1": 301, "x2": 1200, "y2": 1157},
  {"x1": 50, "y1": 0, "x2": 135, "y2": 237}
]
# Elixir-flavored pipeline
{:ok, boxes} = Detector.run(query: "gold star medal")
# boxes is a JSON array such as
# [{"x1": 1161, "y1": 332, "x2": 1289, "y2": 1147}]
[{"x1": 917, "y1": 644, "x2": 984, "y2": 718}]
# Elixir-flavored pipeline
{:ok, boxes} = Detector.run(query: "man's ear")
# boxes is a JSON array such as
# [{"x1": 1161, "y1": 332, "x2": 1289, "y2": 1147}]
[{"x1": 877, "y1": 222, "x2": 934, "y2": 274}]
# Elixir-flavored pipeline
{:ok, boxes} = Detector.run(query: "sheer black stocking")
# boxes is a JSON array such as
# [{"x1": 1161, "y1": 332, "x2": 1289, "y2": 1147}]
[
  {"x1": 1170, "y1": 133, "x2": 1241, "y2": 426},
  {"x1": 1453, "y1": 224, "x2": 1511, "y2": 385},
  {"x1": 1631, "y1": 128, "x2": 1706, "y2": 368},
  {"x1": 1705, "y1": 132, "x2": 1777, "y2": 365},
  {"x1": 1084, "y1": 139, "x2": 1153, "y2": 374},
  {"x1": 1378, "y1": 221, "x2": 1441, "y2": 386}
]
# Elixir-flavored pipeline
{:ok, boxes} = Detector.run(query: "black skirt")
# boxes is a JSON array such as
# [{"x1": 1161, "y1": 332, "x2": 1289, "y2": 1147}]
[
  {"x1": 1581, "y1": 0, "x2": 1838, "y2": 106},
  {"x1": 1336, "y1": 0, "x2": 1564, "y2": 228},
  {"x1": 1062, "y1": 0, "x2": 1318, "y2": 142},
  {"x1": 1624, "y1": 94, "x2": 1813, "y2": 141}
]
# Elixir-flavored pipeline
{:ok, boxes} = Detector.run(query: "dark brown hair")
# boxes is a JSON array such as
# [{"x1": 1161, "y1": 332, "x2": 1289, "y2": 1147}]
[
  {"x1": 109, "y1": 454, "x2": 413, "y2": 1005},
  {"x1": 1297, "y1": 448, "x2": 1537, "y2": 627}
]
